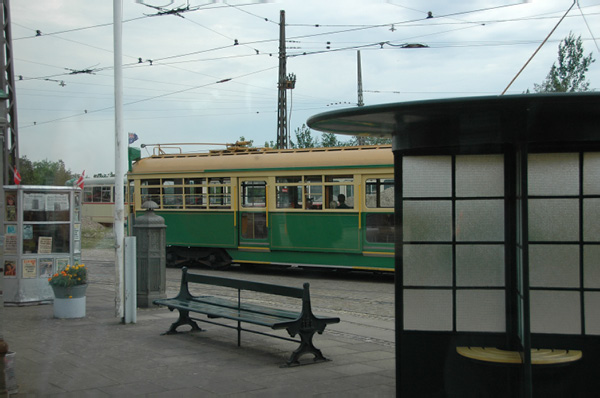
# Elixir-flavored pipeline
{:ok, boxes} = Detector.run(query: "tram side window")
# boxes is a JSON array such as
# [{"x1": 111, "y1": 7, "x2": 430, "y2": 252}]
[
  {"x1": 83, "y1": 187, "x2": 93, "y2": 203},
  {"x1": 140, "y1": 179, "x2": 161, "y2": 206},
  {"x1": 366, "y1": 213, "x2": 395, "y2": 243},
  {"x1": 276, "y1": 177, "x2": 302, "y2": 208},
  {"x1": 89, "y1": 186, "x2": 111, "y2": 203},
  {"x1": 184, "y1": 178, "x2": 206, "y2": 208},
  {"x1": 365, "y1": 178, "x2": 395, "y2": 208},
  {"x1": 304, "y1": 175, "x2": 323, "y2": 210},
  {"x1": 208, "y1": 178, "x2": 231, "y2": 209},
  {"x1": 325, "y1": 175, "x2": 354, "y2": 209},
  {"x1": 241, "y1": 181, "x2": 266, "y2": 207},
  {"x1": 101, "y1": 186, "x2": 111, "y2": 202},
  {"x1": 162, "y1": 179, "x2": 183, "y2": 209}
]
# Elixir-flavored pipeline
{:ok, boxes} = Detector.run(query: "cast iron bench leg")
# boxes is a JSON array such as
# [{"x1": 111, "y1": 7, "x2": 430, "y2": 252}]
[
  {"x1": 162, "y1": 309, "x2": 203, "y2": 335},
  {"x1": 285, "y1": 328, "x2": 328, "y2": 366}
]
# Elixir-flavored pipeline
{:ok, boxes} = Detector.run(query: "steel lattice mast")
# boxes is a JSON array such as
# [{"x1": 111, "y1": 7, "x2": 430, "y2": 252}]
[
  {"x1": 276, "y1": 10, "x2": 288, "y2": 149},
  {"x1": 1, "y1": 0, "x2": 18, "y2": 184}
]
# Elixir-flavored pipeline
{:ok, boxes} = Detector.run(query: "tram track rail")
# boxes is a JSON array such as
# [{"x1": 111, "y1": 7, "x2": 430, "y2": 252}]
[{"x1": 83, "y1": 253, "x2": 395, "y2": 342}]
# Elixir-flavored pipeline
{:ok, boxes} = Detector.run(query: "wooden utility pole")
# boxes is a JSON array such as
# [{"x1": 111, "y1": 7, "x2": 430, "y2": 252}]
[{"x1": 276, "y1": 10, "x2": 288, "y2": 149}]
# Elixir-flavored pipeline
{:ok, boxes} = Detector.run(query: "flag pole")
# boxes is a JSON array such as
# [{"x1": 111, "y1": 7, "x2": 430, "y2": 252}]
[{"x1": 113, "y1": 0, "x2": 125, "y2": 320}]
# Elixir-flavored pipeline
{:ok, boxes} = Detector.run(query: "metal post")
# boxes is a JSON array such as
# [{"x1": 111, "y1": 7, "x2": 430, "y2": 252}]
[
  {"x1": 124, "y1": 236, "x2": 136, "y2": 323},
  {"x1": 113, "y1": 0, "x2": 125, "y2": 319}
]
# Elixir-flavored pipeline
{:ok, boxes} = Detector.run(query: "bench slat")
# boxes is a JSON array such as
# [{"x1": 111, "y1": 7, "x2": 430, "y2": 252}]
[
  {"x1": 456, "y1": 346, "x2": 583, "y2": 365},
  {"x1": 191, "y1": 296, "x2": 301, "y2": 320},
  {"x1": 155, "y1": 298, "x2": 295, "y2": 328},
  {"x1": 185, "y1": 273, "x2": 304, "y2": 298}
]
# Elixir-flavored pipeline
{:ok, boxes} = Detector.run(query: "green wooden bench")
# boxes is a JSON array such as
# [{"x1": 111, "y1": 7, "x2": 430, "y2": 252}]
[
  {"x1": 457, "y1": 346, "x2": 582, "y2": 365},
  {"x1": 153, "y1": 267, "x2": 341, "y2": 367}
]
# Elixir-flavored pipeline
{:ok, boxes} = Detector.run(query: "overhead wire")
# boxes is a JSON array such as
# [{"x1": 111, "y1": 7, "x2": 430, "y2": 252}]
[
  {"x1": 501, "y1": 0, "x2": 577, "y2": 95},
  {"x1": 577, "y1": 0, "x2": 600, "y2": 52},
  {"x1": 20, "y1": 65, "x2": 278, "y2": 129},
  {"x1": 15, "y1": 1, "x2": 599, "y2": 127}
]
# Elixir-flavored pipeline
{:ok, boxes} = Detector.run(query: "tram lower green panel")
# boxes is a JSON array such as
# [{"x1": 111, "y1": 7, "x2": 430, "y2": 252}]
[
  {"x1": 227, "y1": 248, "x2": 394, "y2": 271},
  {"x1": 270, "y1": 212, "x2": 360, "y2": 252},
  {"x1": 152, "y1": 211, "x2": 237, "y2": 247}
]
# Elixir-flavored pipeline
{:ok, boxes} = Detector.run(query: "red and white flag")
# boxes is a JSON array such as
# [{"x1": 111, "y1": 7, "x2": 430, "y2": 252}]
[
  {"x1": 13, "y1": 168, "x2": 21, "y2": 185},
  {"x1": 75, "y1": 170, "x2": 85, "y2": 189}
]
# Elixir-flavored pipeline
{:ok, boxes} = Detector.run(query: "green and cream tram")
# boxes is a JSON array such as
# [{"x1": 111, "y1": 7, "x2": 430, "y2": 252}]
[{"x1": 128, "y1": 145, "x2": 395, "y2": 271}]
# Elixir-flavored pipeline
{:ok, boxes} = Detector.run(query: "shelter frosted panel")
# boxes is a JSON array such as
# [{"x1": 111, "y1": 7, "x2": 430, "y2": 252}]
[
  {"x1": 402, "y1": 156, "x2": 451, "y2": 198},
  {"x1": 529, "y1": 245, "x2": 580, "y2": 288},
  {"x1": 402, "y1": 201, "x2": 452, "y2": 242},
  {"x1": 455, "y1": 200, "x2": 504, "y2": 242},
  {"x1": 584, "y1": 292, "x2": 600, "y2": 335},
  {"x1": 528, "y1": 199, "x2": 579, "y2": 241},
  {"x1": 403, "y1": 289, "x2": 452, "y2": 331},
  {"x1": 403, "y1": 244, "x2": 452, "y2": 286},
  {"x1": 456, "y1": 245, "x2": 505, "y2": 287},
  {"x1": 528, "y1": 153, "x2": 579, "y2": 196},
  {"x1": 584, "y1": 245, "x2": 600, "y2": 288},
  {"x1": 583, "y1": 199, "x2": 600, "y2": 241},
  {"x1": 456, "y1": 290, "x2": 505, "y2": 332},
  {"x1": 455, "y1": 154, "x2": 504, "y2": 197},
  {"x1": 530, "y1": 291, "x2": 581, "y2": 334},
  {"x1": 583, "y1": 152, "x2": 600, "y2": 195}
]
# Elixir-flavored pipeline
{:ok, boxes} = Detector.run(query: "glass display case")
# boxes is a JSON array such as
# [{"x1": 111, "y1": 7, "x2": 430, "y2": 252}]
[{"x1": 2, "y1": 185, "x2": 82, "y2": 304}]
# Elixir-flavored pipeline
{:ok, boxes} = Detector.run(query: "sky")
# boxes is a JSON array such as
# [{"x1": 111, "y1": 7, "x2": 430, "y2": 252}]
[{"x1": 9, "y1": 0, "x2": 600, "y2": 176}]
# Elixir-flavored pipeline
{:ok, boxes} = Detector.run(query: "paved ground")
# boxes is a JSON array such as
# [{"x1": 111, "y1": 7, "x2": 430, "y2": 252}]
[{"x1": 3, "y1": 250, "x2": 396, "y2": 397}]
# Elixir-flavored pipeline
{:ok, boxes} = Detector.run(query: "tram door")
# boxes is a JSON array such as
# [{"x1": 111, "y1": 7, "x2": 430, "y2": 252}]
[{"x1": 238, "y1": 179, "x2": 269, "y2": 248}]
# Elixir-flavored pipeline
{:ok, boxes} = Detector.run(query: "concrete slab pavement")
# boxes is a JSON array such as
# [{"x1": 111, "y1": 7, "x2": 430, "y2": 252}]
[{"x1": 4, "y1": 282, "x2": 395, "y2": 397}]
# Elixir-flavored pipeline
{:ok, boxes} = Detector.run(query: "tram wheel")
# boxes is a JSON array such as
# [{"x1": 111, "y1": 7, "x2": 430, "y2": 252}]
[{"x1": 201, "y1": 250, "x2": 231, "y2": 270}]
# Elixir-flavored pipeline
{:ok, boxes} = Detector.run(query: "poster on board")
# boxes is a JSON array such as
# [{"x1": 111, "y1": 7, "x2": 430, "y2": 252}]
[
  {"x1": 22, "y1": 259, "x2": 37, "y2": 279},
  {"x1": 4, "y1": 260, "x2": 17, "y2": 278},
  {"x1": 38, "y1": 237, "x2": 53, "y2": 254},
  {"x1": 46, "y1": 194, "x2": 70, "y2": 211},
  {"x1": 56, "y1": 258, "x2": 69, "y2": 272},
  {"x1": 23, "y1": 193, "x2": 46, "y2": 211},
  {"x1": 39, "y1": 258, "x2": 54, "y2": 278}
]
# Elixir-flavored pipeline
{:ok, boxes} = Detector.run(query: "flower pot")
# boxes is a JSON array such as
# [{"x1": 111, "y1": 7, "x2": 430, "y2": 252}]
[{"x1": 51, "y1": 284, "x2": 87, "y2": 318}]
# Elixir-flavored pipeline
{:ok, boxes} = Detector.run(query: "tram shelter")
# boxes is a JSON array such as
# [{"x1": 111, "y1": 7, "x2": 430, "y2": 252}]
[{"x1": 307, "y1": 93, "x2": 600, "y2": 397}]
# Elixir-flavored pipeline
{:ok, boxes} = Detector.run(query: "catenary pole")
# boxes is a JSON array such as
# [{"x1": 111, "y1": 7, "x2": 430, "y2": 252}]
[{"x1": 113, "y1": 0, "x2": 125, "y2": 319}]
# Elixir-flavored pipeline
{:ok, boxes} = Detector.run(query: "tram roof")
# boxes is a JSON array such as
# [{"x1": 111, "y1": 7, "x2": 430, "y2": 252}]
[{"x1": 130, "y1": 145, "x2": 393, "y2": 176}]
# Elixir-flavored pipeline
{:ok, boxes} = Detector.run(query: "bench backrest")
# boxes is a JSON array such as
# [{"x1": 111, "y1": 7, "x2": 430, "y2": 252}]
[{"x1": 179, "y1": 267, "x2": 305, "y2": 300}]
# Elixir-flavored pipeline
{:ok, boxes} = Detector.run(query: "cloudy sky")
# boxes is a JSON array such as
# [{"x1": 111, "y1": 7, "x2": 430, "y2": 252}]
[{"x1": 10, "y1": 0, "x2": 600, "y2": 176}]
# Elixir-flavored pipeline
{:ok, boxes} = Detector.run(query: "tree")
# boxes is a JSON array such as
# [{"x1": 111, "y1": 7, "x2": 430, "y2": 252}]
[
  {"x1": 349, "y1": 136, "x2": 392, "y2": 146},
  {"x1": 321, "y1": 132, "x2": 339, "y2": 147},
  {"x1": 293, "y1": 124, "x2": 319, "y2": 148},
  {"x1": 17, "y1": 157, "x2": 76, "y2": 185},
  {"x1": 18, "y1": 156, "x2": 35, "y2": 184},
  {"x1": 533, "y1": 32, "x2": 595, "y2": 93},
  {"x1": 93, "y1": 172, "x2": 115, "y2": 178}
]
